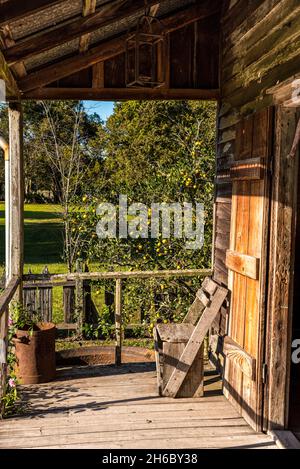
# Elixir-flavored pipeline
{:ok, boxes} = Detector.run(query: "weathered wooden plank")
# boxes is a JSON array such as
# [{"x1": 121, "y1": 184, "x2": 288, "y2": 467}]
[
  {"x1": 51, "y1": 268, "x2": 212, "y2": 282},
  {"x1": 153, "y1": 327, "x2": 163, "y2": 396},
  {"x1": 22, "y1": 87, "x2": 220, "y2": 101},
  {"x1": 182, "y1": 296, "x2": 205, "y2": 324},
  {"x1": 39, "y1": 286, "x2": 52, "y2": 322},
  {"x1": 8, "y1": 103, "x2": 23, "y2": 302},
  {"x1": 0, "y1": 425, "x2": 269, "y2": 449},
  {"x1": 115, "y1": 278, "x2": 122, "y2": 366},
  {"x1": 0, "y1": 277, "x2": 20, "y2": 317},
  {"x1": 201, "y1": 277, "x2": 218, "y2": 296},
  {"x1": 92, "y1": 62, "x2": 105, "y2": 88},
  {"x1": 0, "y1": 0, "x2": 64, "y2": 27},
  {"x1": 163, "y1": 286, "x2": 227, "y2": 397},
  {"x1": 0, "y1": 25, "x2": 27, "y2": 79},
  {"x1": 226, "y1": 250, "x2": 260, "y2": 280},
  {"x1": 196, "y1": 289, "x2": 210, "y2": 307},
  {"x1": 265, "y1": 107, "x2": 297, "y2": 429},
  {"x1": 223, "y1": 0, "x2": 300, "y2": 74},
  {"x1": 0, "y1": 417, "x2": 250, "y2": 437},
  {"x1": 156, "y1": 323, "x2": 194, "y2": 343},
  {"x1": 79, "y1": 0, "x2": 97, "y2": 53},
  {"x1": 230, "y1": 157, "x2": 267, "y2": 181}
]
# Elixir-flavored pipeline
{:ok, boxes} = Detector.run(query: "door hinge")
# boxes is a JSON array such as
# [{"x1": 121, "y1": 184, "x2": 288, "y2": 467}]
[{"x1": 262, "y1": 363, "x2": 267, "y2": 384}]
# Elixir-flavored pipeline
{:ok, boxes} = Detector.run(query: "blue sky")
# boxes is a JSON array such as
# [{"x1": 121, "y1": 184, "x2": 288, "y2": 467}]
[{"x1": 83, "y1": 101, "x2": 115, "y2": 121}]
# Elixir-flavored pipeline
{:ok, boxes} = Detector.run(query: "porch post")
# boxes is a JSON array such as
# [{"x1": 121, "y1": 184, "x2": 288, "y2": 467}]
[{"x1": 8, "y1": 102, "x2": 24, "y2": 300}]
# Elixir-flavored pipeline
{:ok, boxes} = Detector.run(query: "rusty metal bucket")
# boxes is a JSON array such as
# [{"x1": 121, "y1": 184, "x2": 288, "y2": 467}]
[{"x1": 14, "y1": 323, "x2": 56, "y2": 384}]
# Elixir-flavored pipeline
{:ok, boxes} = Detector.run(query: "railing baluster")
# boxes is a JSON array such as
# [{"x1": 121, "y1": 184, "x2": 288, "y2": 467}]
[{"x1": 115, "y1": 278, "x2": 122, "y2": 366}]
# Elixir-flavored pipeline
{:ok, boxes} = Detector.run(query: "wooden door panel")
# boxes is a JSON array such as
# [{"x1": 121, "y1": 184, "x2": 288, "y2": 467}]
[{"x1": 224, "y1": 108, "x2": 273, "y2": 431}]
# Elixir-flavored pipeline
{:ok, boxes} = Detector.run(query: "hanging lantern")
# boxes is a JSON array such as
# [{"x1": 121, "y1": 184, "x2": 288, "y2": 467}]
[{"x1": 125, "y1": 13, "x2": 166, "y2": 89}]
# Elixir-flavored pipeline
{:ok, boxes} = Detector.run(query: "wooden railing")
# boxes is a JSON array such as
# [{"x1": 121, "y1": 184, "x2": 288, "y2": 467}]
[
  {"x1": 22, "y1": 268, "x2": 212, "y2": 365},
  {"x1": 0, "y1": 276, "x2": 21, "y2": 409}
]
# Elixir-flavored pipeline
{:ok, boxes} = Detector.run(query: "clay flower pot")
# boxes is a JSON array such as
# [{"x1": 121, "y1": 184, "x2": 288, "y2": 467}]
[{"x1": 14, "y1": 323, "x2": 56, "y2": 384}]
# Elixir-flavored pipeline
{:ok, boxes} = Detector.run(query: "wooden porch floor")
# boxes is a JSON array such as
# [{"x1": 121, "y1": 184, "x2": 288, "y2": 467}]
[{"x1": 0, "y1": 363, "x2": 277, "y2": 449}]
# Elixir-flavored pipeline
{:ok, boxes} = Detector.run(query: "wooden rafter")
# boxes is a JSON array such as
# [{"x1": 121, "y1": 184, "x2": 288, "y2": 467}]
[
  {"x1": 79, "y1": 0, "x2": 97, "y2": 53},
  {"x1": 4, "y1": 0, "x2": 170, "y2": 66},
  {"x1": 0, "y1": 0, "x2": 64, "y2": 27},
  {"x1": 0, "y1": 25, "x2": 26, "y2": 78},
  {"x1": 22, "y1": 87, "x2": 220, "y2": 101},
  {"x1": 18, "y1": 1, "x2": 220, "y2": 93}
]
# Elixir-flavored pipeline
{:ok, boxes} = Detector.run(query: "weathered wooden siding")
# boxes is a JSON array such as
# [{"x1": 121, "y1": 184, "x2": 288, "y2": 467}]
[
  {"x1": 213, "y1": 0, "x2": 300, "y2": 429},
  {"x1": 214, "y1": 0, "x2": 300, "y2": 295}
]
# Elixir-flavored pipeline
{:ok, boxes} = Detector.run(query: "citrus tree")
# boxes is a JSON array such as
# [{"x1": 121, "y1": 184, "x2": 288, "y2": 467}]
[{"x1": 70, "y1": 100, "x2": 216, "y2": 333}]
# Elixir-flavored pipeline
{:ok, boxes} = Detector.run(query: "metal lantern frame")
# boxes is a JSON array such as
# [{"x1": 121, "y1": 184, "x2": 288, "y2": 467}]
[{"x1": 125, "y1": 14, "x2": 166, "y2": 89}]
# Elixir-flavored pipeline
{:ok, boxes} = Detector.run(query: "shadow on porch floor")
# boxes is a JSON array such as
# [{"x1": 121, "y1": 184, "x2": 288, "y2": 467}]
[{"x1": 0, "y1": 363, "x2": 277, "y2": 449}]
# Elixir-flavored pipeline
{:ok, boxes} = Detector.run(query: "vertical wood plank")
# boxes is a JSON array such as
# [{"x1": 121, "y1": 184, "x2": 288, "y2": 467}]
[
  {"x1": 115, "y1": 278, "x2": 122, "y2": 366},
  {"x1": 8, "y1": 102, "x2": 24, "y2": 300},
  {"x1": 39, "y1": 287, "x2": 52, "y2": 322},
  {"x1": 63, "y1": 285, "x2": 75, "y2": 323},
  {"x1": 265, "y1": 107, "x2": 297, "y2": 430},
  {"x1": 92, "y1": 62, "x2": 104, "y2": 88},
  {"x1": 75, "y1": 261, "x2": 85, "y2": 336}
]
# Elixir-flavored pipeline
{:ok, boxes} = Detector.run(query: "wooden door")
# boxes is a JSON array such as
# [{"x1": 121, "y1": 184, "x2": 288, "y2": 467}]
[{"x1": 224, "y1": 108, "x2": 273, "y2": 431}]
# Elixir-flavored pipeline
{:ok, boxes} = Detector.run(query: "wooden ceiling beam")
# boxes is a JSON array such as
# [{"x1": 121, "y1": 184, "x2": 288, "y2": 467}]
[
  {"x1": 22, "y1": 87, "x2": 220, "y2": 101},
  {"x1": 0, "y1": 0, "x2": 64, "y2": 27},
  {"x1": 18, "y1": 1, "x2": 220, "y2": 93},
  {"x1": 0, "y1": 25, "x2": 27, "y2": 78},
  {"x1": 5, "y1": 0, "x2": 169, "y2": 66}
]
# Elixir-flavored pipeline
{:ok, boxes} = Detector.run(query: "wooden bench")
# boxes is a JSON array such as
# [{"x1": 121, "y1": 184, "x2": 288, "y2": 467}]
[{"x1": 154, "y1": 277, "x2": 228, "y2": 398}]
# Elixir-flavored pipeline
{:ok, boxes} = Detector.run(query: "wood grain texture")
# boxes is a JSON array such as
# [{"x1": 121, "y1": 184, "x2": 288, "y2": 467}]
[
  {"x1": 265, "y1": 107, "x2": 298, "y2": 430},
  {"x1": 225, "y1": 250, "x2": 260, "y2": 280},
  {"x1": 230, "y1": 158, "x2": 267, "y2": 181},
  {"x1": 0, "y1": 277, "x2": 21, "y2": 317},
  {"x1": 79, "y1": 0, "x2": 97, "y2": 53},
  {"x1": 223, "y1": 108, "x2": 273, "y2": 432},
  {"x1": 8, "y1": 103, "x2": 24, "y2": 302},
  {"x1": 0, "y1": 0, "x2": 64, "y2": 27},
  {"x1": 156, "y1": 324, "x2": 195, "y2": 343},
  {"x1": 22, "y1": 88, "x2": 220, "y2": 101},
  {"x1": 163, "y1": 286, "x2": 227, "y2": 397},
  {"x1": 115, "y1": 278, "x2": 122, "y2": 366},
  {"x1": 223, "y1": 336, "x2": 256, "y2": 380},
  {"x1": 0, "y1": 364, "x2": 277, "y2": 449}
]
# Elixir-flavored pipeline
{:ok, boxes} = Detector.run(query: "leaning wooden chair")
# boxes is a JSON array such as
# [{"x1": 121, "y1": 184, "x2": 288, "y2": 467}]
[{"x1": 154, "y1": 277, "x2": 228, "y2": 398}]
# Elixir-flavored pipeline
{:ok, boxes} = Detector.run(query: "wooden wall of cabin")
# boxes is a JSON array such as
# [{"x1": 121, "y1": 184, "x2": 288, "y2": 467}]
[
  {"x1": 214, "y1": 0, "x2": 300, "y2": 327},
  {"x1": 213, "y1": 0, "x2": 300, "y2": 429}
]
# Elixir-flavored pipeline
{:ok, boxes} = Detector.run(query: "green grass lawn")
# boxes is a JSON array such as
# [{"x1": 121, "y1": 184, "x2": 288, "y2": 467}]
[
  {"x1": 0, "y1": 203, "x2": 69, "y2": 322},
  {"x1": 0, "y1": 203, "x2": 141, "y2": 335},
  {"x1": 0, "y1": 203, "x2": 65, "y2": 270}
]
